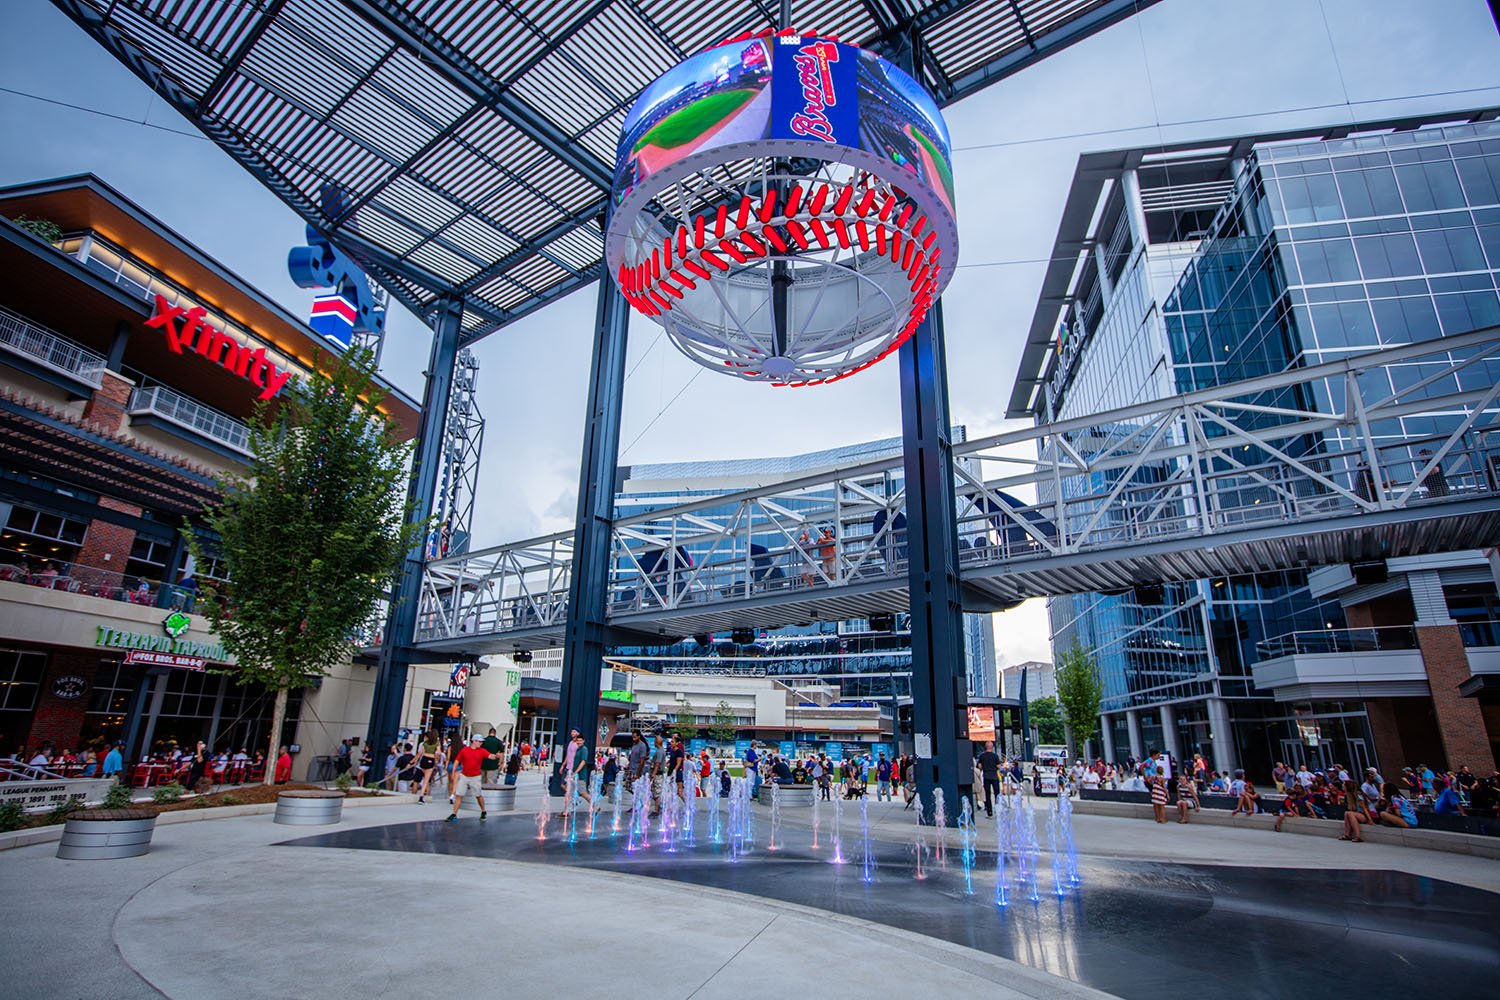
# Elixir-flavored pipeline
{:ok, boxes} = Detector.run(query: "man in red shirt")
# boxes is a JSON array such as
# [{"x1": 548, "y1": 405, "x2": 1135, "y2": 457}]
[{"x1": 447, "y1": 733, "x2": 493, "y2": 823}]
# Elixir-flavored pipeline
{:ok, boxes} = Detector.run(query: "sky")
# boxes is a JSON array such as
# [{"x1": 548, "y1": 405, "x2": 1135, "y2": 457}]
[{"x1": 2, "y1": 0, "x2": 1499, "y2": 672}]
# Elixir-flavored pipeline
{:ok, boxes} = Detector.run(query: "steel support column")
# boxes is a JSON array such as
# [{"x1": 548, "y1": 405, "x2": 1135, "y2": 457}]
[
  {"x1": 898, "y1": 301, "x2": 970, "y2": 824},
  {"x1": 366, "y1": 297, "x2": 464, "y2": 782},
  {"x1": 551, "y1": 280, "x2": 630, "y2": 796}
]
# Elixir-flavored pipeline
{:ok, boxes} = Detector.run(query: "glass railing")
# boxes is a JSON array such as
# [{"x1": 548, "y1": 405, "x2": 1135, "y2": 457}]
[
  {"x1": 0, "y1": 306, "x2": 106, "y2": 386},
  {"x1": 0, "y1": 544, "x2": 205, "y2": 611},
  {"x1": 1458, "y1": 619, "x2": 1500, "y2": 648},
  {"x1": 128, "y1": 385, "x2": 252, "y2": 455},
  {"x1": 1255, "y1": 625, "x2": 1419, "y2": 660}
]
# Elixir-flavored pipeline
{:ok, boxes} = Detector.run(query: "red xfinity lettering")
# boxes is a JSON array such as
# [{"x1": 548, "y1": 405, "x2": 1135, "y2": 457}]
[
  {"x1": 147, "y1": 294, "x2": 292, "y2": 400},
  {"x1": 789, "y1": 41, "x2": 840, "y2": 144}
]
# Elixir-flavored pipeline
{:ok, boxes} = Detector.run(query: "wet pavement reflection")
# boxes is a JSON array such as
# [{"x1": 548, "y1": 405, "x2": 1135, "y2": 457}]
[{"x1": 282, "y1": 815, "x2": 1500, "y2": 1000}]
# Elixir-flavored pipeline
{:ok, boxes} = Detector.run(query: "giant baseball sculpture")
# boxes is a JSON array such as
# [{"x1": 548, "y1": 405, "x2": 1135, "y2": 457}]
[{"x1": 605, "y1": 29, "x2": 959, "y2": 386}]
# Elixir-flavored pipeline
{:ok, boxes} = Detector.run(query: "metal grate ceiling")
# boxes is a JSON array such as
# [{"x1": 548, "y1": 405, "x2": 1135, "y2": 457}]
[{"x1": 54, "y1": 0, "x2": 1161, "y2": 344}]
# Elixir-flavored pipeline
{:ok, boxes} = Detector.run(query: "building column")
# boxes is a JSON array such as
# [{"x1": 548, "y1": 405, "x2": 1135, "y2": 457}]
[
  {"x1": 1362, "y1": 698, "x2": 1406, "y2": 778},
  {"x1": 1206, "y1": 697, "x2": 1238, "y2": 775},
  {"x1": 552, "y1": 281, "x2": 631, "y2": 796},
  {"x1": 1408, "y1": 571, "x2": 1497, "y2": 769},
  {"x1": 366, "y1": 297, "x2": 463, "y2": 783},
  {"x1": 1159, "y1": 702, "x2": 1182, "y2": 764},
  {"x1": 137, "y1": 669, "x2": 171, "y2": 757},
  {"x1": 1100, "y1": 714, "x2": 1117, "y2": 764},
  {"x1": 898, "y1": 302, "x2": 971, "y2": 824},
  {"x1": 1120, "y1": 168, "x2": 1149, "y2": 249},
  {"x1": 1125, "y1": 709, "x2": 1143, "y2": 760}
]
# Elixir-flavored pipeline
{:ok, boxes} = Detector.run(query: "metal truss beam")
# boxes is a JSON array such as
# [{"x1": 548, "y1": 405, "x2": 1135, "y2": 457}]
[
  {"x1": 406, "y1": 324, "x2": 1500, "y2": 662},
  {"x1": 337, "y1": 0, "x2": 615, "y2": 191}
]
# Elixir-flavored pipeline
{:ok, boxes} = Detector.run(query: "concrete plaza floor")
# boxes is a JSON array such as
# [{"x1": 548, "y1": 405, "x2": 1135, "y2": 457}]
[{"x1": 1, "y1": 773, "x2": 1496, "y2": 1000}]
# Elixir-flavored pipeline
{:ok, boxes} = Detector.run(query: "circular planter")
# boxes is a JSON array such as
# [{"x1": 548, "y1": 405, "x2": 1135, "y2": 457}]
[
  {"x1": 56, "y1": 809, "x2": 157, "y2": 860},
  {"x1": 461, "y1": 784, "x2": 517, "y2": 811},
  {"x1": 273, "y1": 789, "x2": 345, "y2": 826}
]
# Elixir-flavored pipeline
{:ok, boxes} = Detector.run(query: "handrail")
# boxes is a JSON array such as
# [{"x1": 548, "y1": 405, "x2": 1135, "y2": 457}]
[
  {"x1": 128, "y1": 385, "x2": 253, "y2": 455},
  {"x1": 1255, "y1": 626, "x2": 1419, "y2": 660},
  {"x1": 0, "y1": 306, "x2": 107, "y2": 387}
]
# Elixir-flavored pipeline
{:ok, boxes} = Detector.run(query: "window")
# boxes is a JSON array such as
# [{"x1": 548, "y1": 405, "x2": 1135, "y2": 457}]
[
  {"x1": 1292, "y1": 238, "x2": 1360, "y2": 284},
  {"x1": 1277, "y1": 172, "x2": 1343, "y2": 224},
  {"x1": 87, "y1": 660, "x2": 136, "y2": 717},
  {"x1": 1456, "y1": 155, "x2": 1500, "y2": 207},
  {"x1": 1335, "y1": 166, "x2": 1405, "y2": 219},
  {"x1": 1414, "y1": 227, "x2": 1487, "y2": 274},
  {"x1": 125, "y1": 536, "x2": 174, "y2": 587},
  {"x1": 0, "y1": 649, "x2": 46, "y2": 713},
  {"x1": 1394, "y1": 160, "x2": 1467, "y2": 212},
  {"x1": 1353, "y1": 233, "x2": 1422, "y2": 279},
  {"x1": 2, "y1": 505, "x2": 88, "y2": 563}
]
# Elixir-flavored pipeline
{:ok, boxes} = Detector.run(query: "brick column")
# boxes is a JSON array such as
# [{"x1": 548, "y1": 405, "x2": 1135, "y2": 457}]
[
  {"x1": 1362, "y1": 698, "x2": 1407, "y2": 777},
  {"x1": 1415, "y1": 624, "x2": 1498, "y2": 772},
  {"x1": 72, "y1": 496, "x2": 143, "y2": 593},
  {"x1": 82, "y1": 369, "x2": 135, "y2": 435},
  {"x1": 27, "y1": 651, "x2": 101, "y2": 754}
]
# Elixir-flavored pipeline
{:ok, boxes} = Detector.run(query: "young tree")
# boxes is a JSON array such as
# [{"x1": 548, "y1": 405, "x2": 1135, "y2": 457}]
[
  {"x1": 1054, "y1": 638, "x2": 1104, "y2": 759},
  {"x1": 190, "y1": 350, "x2": 426, "y2": 784},
  {"x1": 707, "y1": 699, "x2": 739, "y2": 747},
  {"x1": 1028, "y1": 696, "x2": 1067, "y2": 746},
  {"x1": 674, "y1": 698, "x2": 699, "y2": 740}
]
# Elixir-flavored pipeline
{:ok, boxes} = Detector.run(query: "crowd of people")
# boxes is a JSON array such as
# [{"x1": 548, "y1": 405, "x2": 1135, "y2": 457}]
[
  {"x1": 14, "y1": 740, "x2": 293, "y2": 787},
  {"x1": 1059, "y1": 749, "x2": 1499, "y2": 839}
]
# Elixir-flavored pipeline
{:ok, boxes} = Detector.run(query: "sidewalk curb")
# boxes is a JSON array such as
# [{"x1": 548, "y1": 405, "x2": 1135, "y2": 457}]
[{"x1": 0, "y1": 792, "x2": 418, "y2": 852}]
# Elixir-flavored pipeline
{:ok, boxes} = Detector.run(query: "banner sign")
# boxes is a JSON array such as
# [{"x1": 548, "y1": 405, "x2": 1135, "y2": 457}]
[
  {"x1": 124, "y1": 650, "x2": 205, "y2": 672},
  {"x1": 779, "y1": 740, "x2": 796, "y2": 758},
  {"x1": 826, "y1": 742, "x2": 845, "y2": 761},
  {"x1": 734, "y1": 739, "x2": 752, "y2": 757},
  {"x1": 688, "y1": 738, "x2": 708, "y2": 756}
]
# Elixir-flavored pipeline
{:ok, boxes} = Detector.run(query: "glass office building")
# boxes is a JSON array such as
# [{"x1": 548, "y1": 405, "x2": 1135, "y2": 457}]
[
  {"x1": 1011, "y1": 110, "x2": 1500, "y2": 778},
  {"x1": 610, "y1": 434, "x2": 996, "y2": 701}
]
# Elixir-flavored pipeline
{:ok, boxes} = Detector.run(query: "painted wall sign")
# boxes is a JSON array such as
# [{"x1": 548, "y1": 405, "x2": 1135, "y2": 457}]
[{"x1": 146, "y1": 294, "x2": 292, "y2": 400}]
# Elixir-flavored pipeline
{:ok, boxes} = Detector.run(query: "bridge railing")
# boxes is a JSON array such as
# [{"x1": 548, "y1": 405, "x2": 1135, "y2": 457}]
[{"x1": 413, "y1": 324, "x2": 1500, "y2": 645}]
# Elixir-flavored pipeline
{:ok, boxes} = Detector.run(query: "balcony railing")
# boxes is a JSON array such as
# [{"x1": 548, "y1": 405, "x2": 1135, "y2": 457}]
[
  {"x1": 1458, "y1": 619, "x2": 1500, "y2": 648},
  {"x1": 0, "y1": 306, "x2": 106, "y2": 387},
  {"x1": 1255, "y1": 625, "x2": 1419, "y2": 660},
  {"x1": 128, "y1": 385, "x2": 252, "y2": 455},
  {"x1": 0, "y1": 544, "x2": 204, "y2": 611}
]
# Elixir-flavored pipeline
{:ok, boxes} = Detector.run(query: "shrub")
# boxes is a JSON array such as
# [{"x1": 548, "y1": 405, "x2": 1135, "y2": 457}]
[
  {"x1": 220, "y1": 794, "x2": 240, "y2": 806},
  {"x1": 153, "y1": 783, "x2": 186, "y2": 804},
  {"x1": 334, "y1": 771, "x2": 354, "y2": 792},
  {"x1": 0, "y1": 800, "x2": 25, "y2": 832},
  {"x1": 102, "y1": 783, "x2": 134, "y2": 810},
  {"x1": 43, "y1": 795, "x2": 85, "y2": 826}
]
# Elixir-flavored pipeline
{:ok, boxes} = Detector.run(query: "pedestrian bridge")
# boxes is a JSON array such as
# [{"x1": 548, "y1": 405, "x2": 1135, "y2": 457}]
[{"x1": 411, "y1": 326, "x2": 1500, "y2": 656}]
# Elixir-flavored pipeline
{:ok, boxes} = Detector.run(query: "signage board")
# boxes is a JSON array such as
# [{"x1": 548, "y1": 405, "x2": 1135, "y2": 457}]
[
  {"x1": 778, "y1": 740, "x2": 796, "y2": 758},
  {"x1": 872, "y1": 743, "x2": 892, "y2": 760},
  {"x1": 914, "y1": 733, "x2": 932, "y2": 759},
  {"x1": 124, "y1": 650, "x2": 206, "y2": 672},
  {"x1": 967, "y1": 705, "x2": 996, "y2": 743},
  {"x1": 1, "y1": 778, "x2": 113, "y2": 814},
  {"x1": 688, "y1": 738, "x2": 708, "y2": 756},
  {"x1": 826, "y1": 742, "x2": 845, "y2": 761},
  {"x1": 97, "y1": 624, "x2": 226, "y2": 663},
  {"x1": 734, "y1": 739, "x2": 752, "y2": 758},
  {"x1": 146, "y1": 295, "x2": 292, "y2": 400}
]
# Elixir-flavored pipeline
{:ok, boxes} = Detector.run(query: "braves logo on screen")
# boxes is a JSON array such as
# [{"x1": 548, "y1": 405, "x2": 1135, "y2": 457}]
[{"x1": 788, "y1": 41, "x2": 840, "y2": 143}]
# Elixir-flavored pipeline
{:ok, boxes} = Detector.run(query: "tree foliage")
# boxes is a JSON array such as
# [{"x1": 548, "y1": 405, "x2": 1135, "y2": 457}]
[
  {"x1": 1028, "y1": 696, "x2": 1067, "y2": 745},
  {"x1": 1054, "y1": 638, "x2": 1104, "y2": 755},
  {"x1": 706, "y1": 699, "x2": 738, "y2": 746},
  {"x1": 674, "y1": 698, "x2": 699, "y2": 739},
  {"x1": 189, "y1": 350, "x2": 425, "y2": 777}
]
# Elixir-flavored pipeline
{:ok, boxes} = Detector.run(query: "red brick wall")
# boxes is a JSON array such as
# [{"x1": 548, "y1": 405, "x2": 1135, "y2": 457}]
[
  {"x1": 81, "y1": 369, "x2": 133, "y2": 434},
  {"x1": 72, "y1": 496, "x2": 142, "y2": 590},
  {"x1": 1415, "y1": 624, "x2": 1499, "y2": 772},
  {"x1": 1363, "y1": 698, "x2": 1405, "y2": 776},
  {"x1": 25, "y1": 651, "x2": 101, "y2": 755}
]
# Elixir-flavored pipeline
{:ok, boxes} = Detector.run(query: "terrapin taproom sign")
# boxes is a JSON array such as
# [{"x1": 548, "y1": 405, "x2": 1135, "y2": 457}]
[{"x1": 146, "y1": 294, "x2": 292, "y2": 400}]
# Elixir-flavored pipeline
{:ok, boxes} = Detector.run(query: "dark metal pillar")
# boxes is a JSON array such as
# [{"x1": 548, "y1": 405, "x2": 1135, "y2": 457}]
[
  {"x1": 106, "y1": 320, "x2": 131, "y2": 373},
  {"x1": 365, "y1": 296, "x2": 463, "y2": 782},
  {"x1": 551, "y1": 280, "x2": 630, "y2": 796},
  {"x1": 898, "y1": 301, "x2": 971, "y2": 824}
]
